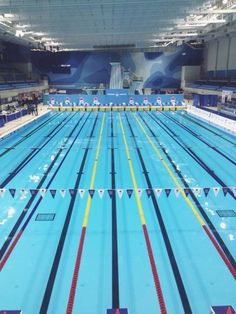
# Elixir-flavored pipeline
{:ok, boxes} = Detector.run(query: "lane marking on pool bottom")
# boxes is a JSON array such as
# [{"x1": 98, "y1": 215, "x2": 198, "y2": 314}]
[
  {"x1": 118, "y1": 113, "x2": 167, "y2": 314},
  {"x1": 0, "y1": 113, "x2": 86, "y2": 271},
  {"x1": 39, "y1": 113, "x2": 97, "y2": 314},
  {"x1": 110, "y1": 113, "x2": 120, "y2": 309},
  {"x1": 133, "y1": 112, "x2": 236, "y2": 279},
  {"x1": 145, "y1": 111, "x2": 236, "y2": 269},
  {"x1": 0, "y1": 112, "x2": 61, "y2": 158},
  {"x1": 125, "y1": 113, "x2": 192, "y2": 313},
  {"x1": 66, "y1": 113, "x2": 105, "y2": 314}
]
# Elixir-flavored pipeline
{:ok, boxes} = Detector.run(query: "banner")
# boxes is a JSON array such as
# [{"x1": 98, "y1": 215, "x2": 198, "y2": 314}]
[
  {"x1": 143, "y1": 97, "x2": 149, "y2": 105},
  {"x1": 1, "y1": 186, "x2": 235, "y2": 200},
  {"x1": 79, "y1": 97, "x2": 84, "y2": 105},
  {"x1": 65, "y1": 97, "x2": 71, "y2": 106},
  {"x1": 93, "y1": 97, "x2": 99, "y2": 105},
  {"x1": 129, "y1": 97, "x2": 134, "y2": 105},
  {"x1": 222, "y1": 90, "x2": 233, "y2": 103},
  {"x1": 170, "y1": 96, "x2": 176, "y2": 106},
  {"x1": 156, "y1": 97, "x2": 162, "y2": 106}
]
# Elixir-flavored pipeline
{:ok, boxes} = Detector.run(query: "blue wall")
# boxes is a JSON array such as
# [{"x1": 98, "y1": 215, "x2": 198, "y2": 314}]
[{"x1": 32, "y1": 44, "x2": 202, "y2": 89}]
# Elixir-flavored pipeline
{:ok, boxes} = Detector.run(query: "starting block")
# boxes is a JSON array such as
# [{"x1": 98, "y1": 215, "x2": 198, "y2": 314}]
[{"x1": 211, "y1": 306, "x2": 235, "y2": 314}]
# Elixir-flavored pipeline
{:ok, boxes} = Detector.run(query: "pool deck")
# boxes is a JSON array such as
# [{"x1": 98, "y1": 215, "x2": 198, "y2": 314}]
[
  {"x1": 0, "y1": 105, "x2": 50, "y2": 139},
  {"x1": 1, "y1": 105, "x2": 236, "y2": 139}
]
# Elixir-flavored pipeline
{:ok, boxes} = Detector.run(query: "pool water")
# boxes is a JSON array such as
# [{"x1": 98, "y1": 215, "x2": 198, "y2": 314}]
[{"x1": 0, "y1": 110, "x2": 235, "y2": 314}]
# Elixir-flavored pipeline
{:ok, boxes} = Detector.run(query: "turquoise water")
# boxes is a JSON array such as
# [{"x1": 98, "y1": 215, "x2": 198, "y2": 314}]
[{"x1": 0, "y1": 110, "x2": 235, "y2": 314}]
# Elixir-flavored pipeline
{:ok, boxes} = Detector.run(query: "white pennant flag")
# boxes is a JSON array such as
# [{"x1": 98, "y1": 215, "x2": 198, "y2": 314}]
[
  {"x1": 213, "y1": 187, "x2": 220, "y2": 197},
  {"x1": 39, "y1": 188, "x2": 47, "y2": 198},
  {"x1": 78, "y1": 189, "x2": 85, "y2": 198},
  {"x1": 174, "y1": 188, "x2": 180, "y2": 197},
  {"x1": 137, "y1": 188, "x2": 143, "y2": 198},
  {"x1": 20, "y1": 188, "x2": 28, "y2": 199},
  {"x1": 117, "y1": 189, "x2": 124, "y2": 199},
  {"x1": 155, "y1": 188, "x2": 162, "y2": 198},
  {"x1": 98, "y1": 189, "x2": 105, "y2": 199},
  {"x1": 231, "y1": 187, "x2": 236, "y2": 197},
  {"x1": 192, "y1": 187, "x2": 201, "y2": 197},
  {"x1": 59, "y1": 189, "x2": 66, "y2": 198},
  {"x1": 0, "y1": 188, "x2": 6, "y2": 198}
]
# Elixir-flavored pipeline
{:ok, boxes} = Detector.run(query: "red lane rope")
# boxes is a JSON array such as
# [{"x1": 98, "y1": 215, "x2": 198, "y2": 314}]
[
  {"x1": 203, "y1": 225, "x2": 236, "y2": 279},
  {"x1": 66, "y1": 226, "x2": 86, "y2": 314},
  {"x1": 143, "y1": 224, "x2": 167, "y2": 314},
  {"x1": 0, "y1": 230, "x2": 23, "y2": 271}
]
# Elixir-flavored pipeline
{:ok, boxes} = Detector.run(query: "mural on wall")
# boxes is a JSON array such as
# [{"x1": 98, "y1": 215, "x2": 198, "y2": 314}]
[{"x1": 31, "y1": 44, "x2": 203, "y2": 89}]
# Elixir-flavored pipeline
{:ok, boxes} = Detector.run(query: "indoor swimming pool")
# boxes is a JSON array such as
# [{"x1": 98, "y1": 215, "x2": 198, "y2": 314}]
[{"x1": 0, "y1": 110, "x2": 235, "y2": 314}]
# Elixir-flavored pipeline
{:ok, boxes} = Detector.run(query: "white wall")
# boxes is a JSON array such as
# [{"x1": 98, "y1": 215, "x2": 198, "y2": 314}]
[
  {"x1": 204, "y1": 34, "x2": 236, "y2": 74},
  {"x1": 181, "y1": 65, "x2": 201, "y2": 88},
  {"x1": 206, "y1": 40, "x2": 217, "y2": 71},
  {"x1": 216, "y1": 37, "x2": 228, "y2": 71},
  {"x1": 228, "y1": 36, "x2": 236, "y2": 70}
]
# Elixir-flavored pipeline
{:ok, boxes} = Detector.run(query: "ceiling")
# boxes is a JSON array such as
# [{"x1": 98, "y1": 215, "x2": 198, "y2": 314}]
[{"x1": 0, "y1": 0, "x2": 235, "y2": 51}]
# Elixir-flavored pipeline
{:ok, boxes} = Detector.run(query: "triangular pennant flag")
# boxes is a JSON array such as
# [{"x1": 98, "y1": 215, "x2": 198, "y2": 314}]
[
  {"x1": 222, "y1": 187, "x2": 229, "y2": 196},
  {"x1": 0, "y1": 188, "x2": 6, "y2": 198},
  {"x1": 137, "y1": 188, "x2": 143, "y2": 198},
  {"x1": 117, "y1": 189, "x2": 124, "y2": 199},
  {"x1": 192, "y1": 187, "x2": 201, "y2": 196},
  {"x1": 155, "y1": 188, "x2": 162, "y2": 198},
  {"x1": 88, "y1": 189, "x2": 95, "y2": 198},
  {"x1": 98, "y1": 189, "x2": 105, "y2": 199},
  {"x1": 78, "y1": 189, "x2": 85, "y2": 198},
  {"x1": 20, "y1": 188, "x2": 28, "y2": 197},
  {"x1": 30, "y1": 189, "x2": 38, "y2": 196},
  {"x1": 213, "y1": 187, "x2": 220, "y2": 197},
  {"x1": 127, "y1": 189, "x2": 133, "y2": 198},
  {"x1": 174, "y1": 188, "x2": 180, "y2": 197},
  {"x1": 69, "y1": 189, "x2": 76, "y2": 197},
  {"x1": 59, "y1": 189, "x2": 66, "y2": 198},
  {"x1": 231, "y1": 187, "x2": 236, "y2": 197},
  {"x1": 50, "y1": 189, "x2": 57, "y2": 198},
  {"x1": 146, "y1": 188, "x2": 152, "y2": 198},
  {"x1": 184, "y1": 188, "x2": 191, "y2": 197},
  {"x1": 39, "y1": 188, "x2": 47, "y2": 197},
  {"x1": 203, "y1": 187, "x2": 210, "y2": 197},
  {"x1": 165, "y1": 188, "x2": 171, "y2": 197},
  {"x1": 108, "y1": 189, "x2": 114, "y2": 198},
  {"x1": 9, "y1": 188, "x2": 16, "y2": 198}
]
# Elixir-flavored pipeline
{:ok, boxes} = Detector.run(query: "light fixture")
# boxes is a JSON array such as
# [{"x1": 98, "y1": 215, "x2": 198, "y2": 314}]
[
  {"x1": 3, "y1": 13, "x2": 14, "y2": 18},
  {"x1": 15, "y1": 24, "x2": 29, "y2": 29}
]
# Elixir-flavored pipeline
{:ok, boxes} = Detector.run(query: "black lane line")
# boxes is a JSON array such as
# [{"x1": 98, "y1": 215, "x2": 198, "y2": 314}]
[
  {"x1": 39, "y1": 113, "x2": 99, "y2": 314},
  {"x1": 178, "y1": 112, "x2": 236, "y2": 146},
  {"x1": 161, "y1": 112, "x2": 236, "y2": 166},
  {"x1": 0, "y1": 112, "x2": 88, "y2": 261},
  {"x1": 0, "y1": 112, "x2": 76, "y2": 188},
  {"x1": 126, "y1": 113, "x2": 192, "y2": 313},
  {"x1": 110, "y1": 112, "x2": 120, "y2": 309},
  {"x1": 139, "y1": 113, "x2": 236, "y2": 270},
  {"x1": 0, "y1": 112, "x2": 60, "y2": 157},
  {"x1": 149, "y1": 112, "x2": 236, "y2": 200}
]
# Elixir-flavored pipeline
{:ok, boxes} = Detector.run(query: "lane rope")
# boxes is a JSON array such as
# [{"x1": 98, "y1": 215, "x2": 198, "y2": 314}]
[
  {"x1": 133, "y1": 112, "x2": 236, "y2": 279},
  {"x1": 118, "y1": 113, "x2": 167, "y2": 314}
]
